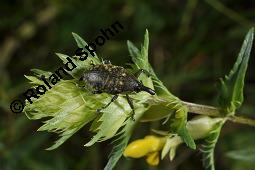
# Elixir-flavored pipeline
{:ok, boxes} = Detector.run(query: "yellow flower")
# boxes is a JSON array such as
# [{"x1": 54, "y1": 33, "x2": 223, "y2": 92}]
[
  {"x1": 123, "y1": 116, "x2": 224, "y2": 166},
  {"x1": 123, "y1": 135, "x2": 166, "y2": 166},
  {"x1": 146, "y1": 152, "x2": 159, "y2": 166}
]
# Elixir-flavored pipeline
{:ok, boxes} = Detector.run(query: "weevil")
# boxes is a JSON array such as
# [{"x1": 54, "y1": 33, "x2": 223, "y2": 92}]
[{"x1": 79, "y1": 61, "x2": 155, "y2": 120}]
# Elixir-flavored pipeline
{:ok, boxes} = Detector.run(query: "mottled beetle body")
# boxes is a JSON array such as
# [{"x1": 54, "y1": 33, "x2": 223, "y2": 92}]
[
  {"x1": 80, "y1": 64, "x2": 155, "y2": 95},
  {"x1": 79, "y1": 63, "x2": 155, "y2": 120}
]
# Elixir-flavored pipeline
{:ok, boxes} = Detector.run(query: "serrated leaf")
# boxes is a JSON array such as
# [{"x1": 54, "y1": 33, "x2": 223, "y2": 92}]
[
  {"x1": 30, "y1": 69, "x2": 53, "y2": 77},
  {"x1": 177, "y1": 126, "x2": 196, "y2": 149},
  {"x1": 127, "y1": 29, "x2": 149, "y2": 71},
  {"x1": 24, "y1": 80, "x2": 101, "y2": 149},
  {"x1": 24, "y1": 32, "x2": 155, "y2": 156},
  {"x1": 141, "y1": 29, "x2": 149, "y2": 66},
  {"x1": 84, "y1": 96, "x2": 130, "y2": 146},
  {"x1": 218, "y1": 28, "x2": 254, "y2": 115},
  {"x1": 104, "y1": 106, "x2": 148, "y2": 170},
  {"x1": 128, "y1": 30, "x2": 195, "y2": 149},
  {"x1": 104, "y1": 133, "x2": 130, "y2": 170},
  {"x1": 169, "y1": 147, "x2": 177, "y2": 161},
  {"x1": 201, "y1": 121, "x2": 224, "y2": 170},
  {"x1": 24, "y1": 75, "x2": 43, "y2": 85},
  {"x1": 161, "y1": 134, "x2": 180, "y2": 159},
  {"x1": 23, "y1": 30, "x2": 200, "y2": 169},
  {"x1": 72, "y1": 32, "x2": 99, "y2": 59},
  {"x1": 127, "y1": 41, "x2": 140, "y2": 61},
  {"x1": 104, "y1": 112, "x2": 142, "y2": 170},
  {"x1": 169, "y1": 106, "x2": 196, "y2": 149},
  {"x1": 72, "y1": 32, "x2": 87, "y2": 48},
  {"x1": 55, "y1": 52, "x2": 100, "y2": 79},
  {"x1": 140, "y1": 101, "x2": 175, "y2": 122}
]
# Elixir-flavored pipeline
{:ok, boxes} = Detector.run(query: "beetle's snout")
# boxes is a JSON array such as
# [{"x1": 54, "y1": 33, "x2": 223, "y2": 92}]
[{"x1": 141, "y1": 85, "x2": 156, "y2": 95}]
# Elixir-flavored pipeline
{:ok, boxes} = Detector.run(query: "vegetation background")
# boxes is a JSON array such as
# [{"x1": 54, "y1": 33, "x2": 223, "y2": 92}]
[{"x1": 0, "y1": 0, "x2": 255, "y2": 170}]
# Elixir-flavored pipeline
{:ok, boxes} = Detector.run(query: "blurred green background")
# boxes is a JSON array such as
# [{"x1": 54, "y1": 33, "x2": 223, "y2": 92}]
[{"x1": 1, "y1": 0, "x2": 255, "y2": 170}]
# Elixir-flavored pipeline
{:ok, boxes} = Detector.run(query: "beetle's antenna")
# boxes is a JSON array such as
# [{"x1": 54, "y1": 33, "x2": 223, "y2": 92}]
[{"x1": 141, "y1": 85, "x2": 155, "y2": 95}]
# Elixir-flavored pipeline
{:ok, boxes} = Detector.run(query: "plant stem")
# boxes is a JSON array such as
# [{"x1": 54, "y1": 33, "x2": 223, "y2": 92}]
[
  {"x1": 182, "y1": 101, "x2": 255, "y2": 127},
  {"x1": 182, "y1": 101, "x2": 221, "y2": 117},
  {"x1": 228, "y1": 116, "x2": 255, "y2": 127}
]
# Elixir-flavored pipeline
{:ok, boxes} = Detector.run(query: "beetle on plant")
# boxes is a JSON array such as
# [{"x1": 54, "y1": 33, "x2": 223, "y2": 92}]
[{"x1": 78, "y1": 61, "x2": 156, "y2": 120}]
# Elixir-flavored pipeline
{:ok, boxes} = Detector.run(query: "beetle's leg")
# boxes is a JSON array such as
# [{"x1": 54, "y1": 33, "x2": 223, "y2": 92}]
[
  {"x1": 69, "y1": 80, "x2": 85, "y2": 90},
  {"x1": 103, "y1": 60, "x2": 111, "y2": 64},
  {"x1": 92, "y1": 89, "x2": 102, "y2": 94},
  {"x1": 125, "y1": 94, "x2": 135, "y2": 121},
  {"x1": 134, "y1": 69, "x2": 151, "y2": 78},
  {"x1": 77, "y1": 85, "x2": 86, "y2": 89},
  {"x1": 93, "y1": 83, "x2": 103, "y2": 94},
  {"x1": 97, "y1": 94, "x2": 118, "y2": 112}
]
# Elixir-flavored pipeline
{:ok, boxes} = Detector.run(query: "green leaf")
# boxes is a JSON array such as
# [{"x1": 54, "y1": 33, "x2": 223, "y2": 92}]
[
  {"x1": 24, "y1": 75, "x2": 43, "y2": 85},
  {"x1": 104, "y1": 132, "x2": 130, "y2": 170},
  {"x1": 201, "y1": 121, "x2": 225, "y2": 170},
  {"x1": 127, "y1": 29, "x2": 149, "y2": 71},
  {"x1": 23, "y1": 30, "x2": 197, "y2": 169},
  {"x1": 128, "y1": 30, "x2": 195, "y2": 149},
  {"x1": 54, "y1": 53, "x2": 93, "y2": 79},
  {"x1": 72, "y1": 32, "x2": 100, "y2": 59},
  {"x1": 24, "y1": 32, "x2": 154, "y2": 151},
  {"x1": 72, "y1": 32, "x2": 87, "y2": 48},
  {"x1": 226, "y1": 148, "x2": 255, "y2": 161},
  {"x1": 208, "y1": 28, "x2": 254, "y2": 170},
  {"x1": 84, "y1": 96, "x2": 131, "y2": 146},
  {"x1": 24, "y1": 80, "x2": 98, "y2": 150},
  {"x1": 104, "y1": 108, "x2": 144, "y2": 170},
  {"x1": 30, "y1": 69, "x2": 53, "y2": 77},
  {"x1": 127, "y1": 41, "x2": 140, "y2": 63},
  {"x1": 218, "y1": 28, "x2": 254, "y2": 115},
  {"x1": 161, "y1": 134, "x2": 180, "y2": 160},
  {"x1": 68, "y1": 32, "x2": 101, "y2": 79},
  {"x1": 169, "y1": 106, "x2": 196, "y2": 149}
]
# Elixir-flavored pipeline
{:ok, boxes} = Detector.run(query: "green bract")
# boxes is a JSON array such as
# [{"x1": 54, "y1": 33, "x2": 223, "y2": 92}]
[
  {"x1": 218, "y1": 28, "x2": 254, "y2": 115},
  {"x1": 202, "y1": 28, "x2": 254, "y2": 170},
  {"x1": 24, "y1": 30, "x2": 195, "y2": 170}
]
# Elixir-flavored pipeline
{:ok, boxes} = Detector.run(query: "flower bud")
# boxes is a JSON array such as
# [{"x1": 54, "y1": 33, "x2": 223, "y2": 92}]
[
  {"x1": 123, "y1": 135, "x2": 166, "y2": 158},
  {"x1": 187, "y1": 116, "x2": 223, "y2": 139}
]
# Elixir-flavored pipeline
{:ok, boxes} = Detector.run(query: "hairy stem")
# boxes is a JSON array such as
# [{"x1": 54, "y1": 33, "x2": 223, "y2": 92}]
[{"x1": 182, "y1": 101, "x2": 255, "y2": 127}]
